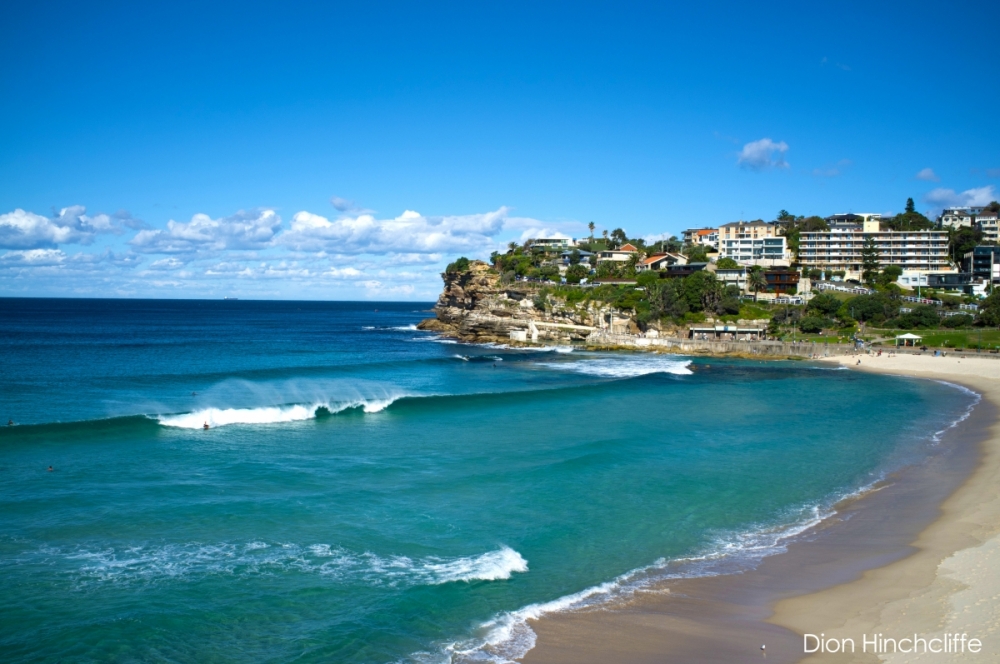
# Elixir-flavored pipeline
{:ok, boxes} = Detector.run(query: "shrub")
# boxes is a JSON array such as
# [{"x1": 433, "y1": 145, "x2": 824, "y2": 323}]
[
  {"x1": 445, "y1": 257, "x2": 470, "y2": 273},
  {"x1": 807, "y1": 293, "x2": 841, "y2": 316},
  {"x1": 565, "y1": 264, "x2": 589, "y2": 284},
  {"x1": 942, "y1": 314, "x2": 975, "y2": 328}
]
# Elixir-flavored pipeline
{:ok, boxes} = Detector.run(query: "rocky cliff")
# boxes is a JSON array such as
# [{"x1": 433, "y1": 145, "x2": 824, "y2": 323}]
[{"x1": 417, "y1": 261, "x2": 622, "y2": 344}]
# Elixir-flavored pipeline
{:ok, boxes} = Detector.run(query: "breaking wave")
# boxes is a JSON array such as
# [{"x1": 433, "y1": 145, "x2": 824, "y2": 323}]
[
  {"x1": 153, "y1": 377, "x2": 410, "y2": 429},
  {"x1": 157, "y1": 399, "x2": 397, "y2": 429},
  {"x1": 435, "y1": 489, "x2": 873, "y2": 664},
  {"x1": 21, "y1": 542, "x2": 527, "y2": 588},
  {"x1": 539, "y1": 354, "x2": 693, "y2": 378}
]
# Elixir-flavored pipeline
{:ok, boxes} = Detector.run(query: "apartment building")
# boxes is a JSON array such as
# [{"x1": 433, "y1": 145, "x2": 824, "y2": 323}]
[
  {"x1": 799, "y1": 220, "x2": 953, "y2": 277},
  {"x1": 977, "y1": 214, "x2": 998, "y2": 243}
]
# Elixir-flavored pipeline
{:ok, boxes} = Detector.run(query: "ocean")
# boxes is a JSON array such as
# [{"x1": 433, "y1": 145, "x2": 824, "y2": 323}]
[{"x1": 0, "y1": 298, "x2": 976, "y2": 663}]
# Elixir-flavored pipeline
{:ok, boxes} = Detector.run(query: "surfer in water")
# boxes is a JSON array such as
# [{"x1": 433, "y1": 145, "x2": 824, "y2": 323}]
[
  {"x1": 203, "y1": 421, "x2": 210, "y2": 430},
  {"x1": 7, "y1": 418, "x2": 12, "y2": 426}
]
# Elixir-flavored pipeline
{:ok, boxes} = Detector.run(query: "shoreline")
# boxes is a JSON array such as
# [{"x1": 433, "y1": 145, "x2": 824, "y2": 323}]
[
  {"x1": 516, "y1": 354, "x2": 1000, "y2": 664},
  {"x1": 770, "y1": 355, "x2": 1000, "y2": 662}
]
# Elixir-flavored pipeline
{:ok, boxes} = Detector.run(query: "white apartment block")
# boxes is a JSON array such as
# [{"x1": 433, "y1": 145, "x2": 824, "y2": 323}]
[
  {"x1": 978, "y1": 214, "x2": 998, "y2": 243},
  {"x1": 718, "y1": 236, "x2": 788, "y2": 264},
  {"x1": 799, "y1": 224, "x2": 953, "y2": 278}
]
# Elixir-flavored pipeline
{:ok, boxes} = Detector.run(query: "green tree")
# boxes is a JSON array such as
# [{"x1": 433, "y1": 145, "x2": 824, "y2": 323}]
[
  {"x1": 978, "y1": 289, "x2": 1000, "y2": 327},
  {"x1": 610, "y1": 228, "x2": 628, "y2": 248},
  {"x1": 808, "y1": 292, "x2": 841, "y2": 316},
  {"x1": 747, "y1": 266, "x2": 768, "y2": 302},
  {"x1": 895, "y1": 305, "x2": 940, "y2": 329},
  {"x1": 799, "y1": 316, "x2": 828, "y2": 333},
  {"x1": 949, "y1": 226, "x2": 984, "y2": 263},
  {"x1": 588, "y1": 221, "x2": 595, "y2": 240},
  {"x1": 861, "y1": 236, "x2": 881, "y2": 286},
  {"x1": 845, "y1": 293, "x2": 900, "y2": 324},
  {"x1": 905, "y1": 197, "x2": 915, "y2": 213},
  {"x1": 685, "y1": 245, "x2": 710, "y2": 262},
  {"x1": 648, "y1": 279, "x2": 689, "y2": 320},
  {"x1": 568, "y1": 248, "x2": 581, "y2": 265},
  {"x1": 682, "y1": 270, "x2": 722, "y2": 312},
  {"x1": 715, "y1": 257, "x2": 740, "y2": 269},
  {"x1": 565, "y1": 263, "x2": 589, "y2": 284}
]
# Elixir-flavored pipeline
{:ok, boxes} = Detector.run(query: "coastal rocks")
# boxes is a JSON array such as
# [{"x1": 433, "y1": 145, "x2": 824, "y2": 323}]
[{"x1": 420, "y1": 261, "x2": 606, "y2": 344}]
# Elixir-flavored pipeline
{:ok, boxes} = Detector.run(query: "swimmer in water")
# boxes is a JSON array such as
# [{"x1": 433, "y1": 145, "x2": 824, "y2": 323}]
[
  {"x1": 203, "y1": 422, "x2": 210, "y2": 430},
  {"x1": 47, "y1": 466, "x2": 53, "y2": 472}
]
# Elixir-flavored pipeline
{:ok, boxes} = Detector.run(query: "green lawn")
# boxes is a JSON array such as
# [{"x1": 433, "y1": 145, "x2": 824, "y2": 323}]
[{"x1": 869, "y1": 328, "x2": 1000, "y2": 350}]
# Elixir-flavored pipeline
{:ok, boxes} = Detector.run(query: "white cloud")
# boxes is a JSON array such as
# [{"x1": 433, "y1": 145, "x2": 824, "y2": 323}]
[
  {"x1": 130, "y1": 209, "x2": 281, "y2": 254},
  {"x1": 737, "y1": 138, "x2": 789, "y2": 171},
  {"x1": 924, "y1": 185, "x2": 997, "y2": 208},
  {"x1": 280, "y1": 207, "x2": 508, "y2": 254},
  {"x1": 0, "y1": 248, "x2": 68, "y2": 266},
  {"x1": 915, "y1": 167, "x2": 940, "y2": 182},
  {"x1": 0, "y1": 206, "x2": 123, "y2": 249}
]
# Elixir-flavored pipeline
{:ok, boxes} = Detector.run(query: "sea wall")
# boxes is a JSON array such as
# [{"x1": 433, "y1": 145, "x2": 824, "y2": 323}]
[{"x1": 582, "y1": 332, "x2": 854, "y2": 359}]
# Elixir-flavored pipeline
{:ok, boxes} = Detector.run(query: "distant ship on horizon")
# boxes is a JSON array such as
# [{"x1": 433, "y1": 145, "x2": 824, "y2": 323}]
[{"x1": 223, "y1": 296, "x2": 239, "y2": 300}]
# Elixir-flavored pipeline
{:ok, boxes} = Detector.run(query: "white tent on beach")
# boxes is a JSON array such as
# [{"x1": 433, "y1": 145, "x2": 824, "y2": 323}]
[{"x1": 895, "y1": 333, "x2": 922, "y2": 347}]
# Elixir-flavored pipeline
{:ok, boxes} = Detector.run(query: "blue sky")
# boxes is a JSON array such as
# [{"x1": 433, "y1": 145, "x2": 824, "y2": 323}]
[{"x1": 2, "y1": 0, "x2": 998, "y2": 300}]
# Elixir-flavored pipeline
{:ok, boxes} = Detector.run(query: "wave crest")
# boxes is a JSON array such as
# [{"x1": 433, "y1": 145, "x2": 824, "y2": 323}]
[
  {"x1": 28, "y1": 541, "x2": 527, "y2": 587},
  {"x1": 540, "y1": 355, "x2": 693, "y2": 378}
]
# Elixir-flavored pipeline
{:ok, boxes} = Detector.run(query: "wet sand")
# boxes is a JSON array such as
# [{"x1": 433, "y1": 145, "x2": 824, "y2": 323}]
[{"x1": 522, "y1": 355, "x2": 1000, "y2": 663}]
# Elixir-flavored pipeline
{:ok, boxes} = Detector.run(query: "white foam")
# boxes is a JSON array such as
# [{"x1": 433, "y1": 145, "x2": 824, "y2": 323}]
[
  {"x1": 158, "y1": 404, "x2": 320, "y2": 428},
  {"x1": 437, "y1": 495, "x2": 863, "y2": 664},
  {"x1": 453, "y1": 355, "x2": 470, "y2": 362},
  {"x1": 540, "y1": 355, "x2": 693, "y2": 378},
  {"x1": 41, "y1": 542, "x2": 527, "y2": 588}
]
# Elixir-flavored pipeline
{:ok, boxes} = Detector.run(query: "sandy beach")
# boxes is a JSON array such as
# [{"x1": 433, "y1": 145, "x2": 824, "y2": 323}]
[
  {"x1": 524, "y1": 353, "x2": 1000, "y2": 664},
  {"x1": 770, "y1": 353, "x2": 1000, "y2": 662}
]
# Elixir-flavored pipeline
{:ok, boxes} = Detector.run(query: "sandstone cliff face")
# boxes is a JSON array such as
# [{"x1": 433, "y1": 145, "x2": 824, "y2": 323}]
[{"x1": 417, "y1": 261, "x2": 622, "y2": 344}]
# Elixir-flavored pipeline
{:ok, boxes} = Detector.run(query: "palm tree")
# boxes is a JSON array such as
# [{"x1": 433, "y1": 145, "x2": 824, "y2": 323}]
[
  {"x1": 507, "y1": 241, "x2": 518, "y2": 252},
  {"x1": 748, "y1": 266, "x2": 768, "y2": 302},
  {"x1": 588, "y1": 221, "x2": 595, "y2": 240}
]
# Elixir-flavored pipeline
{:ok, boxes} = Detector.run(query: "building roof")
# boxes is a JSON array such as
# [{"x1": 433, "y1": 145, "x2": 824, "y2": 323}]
[
  {"x1": 619, "y1": 243, "x2": 639, "y2": 252},
  {"x1": 696, "y1": 229, "x2": 716, "y2": 236}
]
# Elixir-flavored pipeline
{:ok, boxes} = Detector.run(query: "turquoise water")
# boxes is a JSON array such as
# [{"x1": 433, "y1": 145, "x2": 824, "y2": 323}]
[{"x1": 0, "y1": 298, "x2": 975, "y2": 663}]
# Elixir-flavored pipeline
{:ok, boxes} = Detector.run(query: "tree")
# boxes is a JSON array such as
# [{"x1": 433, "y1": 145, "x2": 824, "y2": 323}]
[
  {"x1": 777, "y1": 209, "x2": 794, "y2": 221},
  {"x1": 845, "y1": 293, "x2": 900, "y2": 324},
  {"x1": 588, "y1": 221, "x2": 596, "y2": 240},
  {"x1": 949, "y1": 226, "x2": 983, "y2": 263},
  {"x1": 648, "y1": 279, "x2": 689, "y2": 320},
  {"x1": 568, "y1": 248, "x2": 581, "y2": 265},
  {"x1": 685, "y1": 245, "x2": 710, "y2": 263},
  {"x1": 716, "y1": 257, "x2": 740, "y2": 269},
  {"x1": 978, "y1": 289, "x2": 1000, "y2": 327},
  {"x1": 565, "y1": 264, "x2": 589, "y2": 283},
  {"x1": 666, "y1": 235, "x2": 682, "y2": 253},
  {"x1": 895, "y1": 305, "x2": 940, "y2": 329},
  {"x1": 602, "y1": 229, "x2": 609, "y2": 244},
  {"x1": 747, "y1": 266, "x2": 768, "y2": 302},
  {"x1": 808, "y1": 292, "x2": 841, "y2": 316},
  {"x1": 861, "y1": 236, "x2": 881, "y2": 286},
  {"x1": 905, "y1": 197, "x2": 915, "y2": 213},
  {"x1": 799, "y1": 316, "x2": 827, "y2": 334},
  {"x1": 610, "y1": 228, "x2": 628, "y2": 248},
  {"x1": 682, "y1": 270, "x2": 723, "y2": 312}
]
